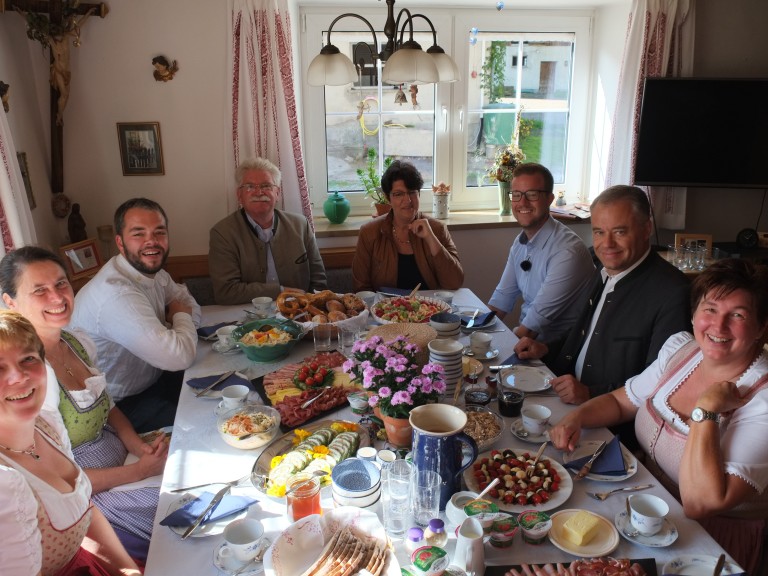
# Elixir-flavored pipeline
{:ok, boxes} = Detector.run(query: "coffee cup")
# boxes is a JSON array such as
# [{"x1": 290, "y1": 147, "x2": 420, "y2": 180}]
[
  {"x1": 221, "y1": 518, "x2": 264, "y2": 563},
  {"x1": 221, "y1": 384, "x2": 250, "y2": 409},
  {"x1": 521, "y1": 404, "x2": 551, "y2": 435},
  {"x1": 251, "y1": 296, "x2": 274, "y2": 318},
  {"x1": 629, "y1": 494, "x2": 669, "y2": 536},
  {"x1": 357, "y1": 446, "x2": 377, "y2": 461},
  {"x1": 376, "y1": 449, "x2": 397, "y2": 469},
  {"x1": 434, "y1": 291, "x2": 455, "y2": 307},
  {"x1": 215, "y1": 325, "x2": 236, "y2": 350},
  {"x1": 470, "y1": 332, "x2": 492, "y2": 356}
]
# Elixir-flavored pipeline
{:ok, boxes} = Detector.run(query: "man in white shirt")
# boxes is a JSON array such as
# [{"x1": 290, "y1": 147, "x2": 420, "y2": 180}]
[
  {"x1": 71, "y1": 198, "x2": 201, "y2": 432},
  {"x1": 488, "y1": 163, "x2": 594, "y2": 343}
]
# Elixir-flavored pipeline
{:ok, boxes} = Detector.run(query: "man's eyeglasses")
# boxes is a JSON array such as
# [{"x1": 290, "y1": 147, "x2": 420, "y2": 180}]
[
  {"x1": 239, "y1": 183, "x2": 277, "y2": 193},
  {"x1": 390, "y1": 190, "x2": 420, "y2": 200},
  {"x1": 509, "y1": 189, "x2": 546, "y2": 202}
]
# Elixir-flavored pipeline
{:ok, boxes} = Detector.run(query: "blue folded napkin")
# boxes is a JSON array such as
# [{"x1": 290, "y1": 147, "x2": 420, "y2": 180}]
[
  {"x1": 197, "y1": 322, "x2": 233, "y2": 338},
  {"x1": 564, "y1": 435, "x2": 626, "y2": 475},
  {"x1": 460, "y1": 311, "x2": 496, "y2": 328},
  {"x1": 160, "y1": 492, "x2": 258, "y2": 527},
  {"x1": 379, "y1": 286, "x2": 411, "y2": 296},
  {"x1": 185, "y1": 372, "x2": 254, "y2": 392},
  {"x1": 498, "y1": 352, "x2": 526, "y2": 366}
]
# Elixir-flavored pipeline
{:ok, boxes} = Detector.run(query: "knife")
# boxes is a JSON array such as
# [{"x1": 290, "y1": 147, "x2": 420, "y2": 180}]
[
  {"x1": 181, "y1": 484, "x2": 231, "y2": 539},
  {"x1": 194, "y1": 370, "x2": 236, "y2": 398},
  {"x1": 465, "y1": 308, "x2": 480, "y2": 329},
  {"x1": 574, "y1": 440, "x2": 607, "y2": 481}
]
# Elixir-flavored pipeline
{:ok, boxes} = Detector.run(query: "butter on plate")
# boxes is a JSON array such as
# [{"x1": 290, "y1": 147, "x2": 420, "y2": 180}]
[{"x1": 562, "y1": 510, "x2": 601, "y2": 546}]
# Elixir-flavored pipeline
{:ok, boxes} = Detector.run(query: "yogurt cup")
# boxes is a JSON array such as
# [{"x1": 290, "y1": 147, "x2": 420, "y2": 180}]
[
  {"x1": 489, "y1": 514, "x2": 518, "y2": 548},
  {"x1": 517, "y1": 510, "x2": 552, "y2": 544},
  {"x1": 410, "y1": 546, "x2": 450, "y2": 576},
  {"x1": 463, "y1": 500, "x2": 499, "y2": 533}
]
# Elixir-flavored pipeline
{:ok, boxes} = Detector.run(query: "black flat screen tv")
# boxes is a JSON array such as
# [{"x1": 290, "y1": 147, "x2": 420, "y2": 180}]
[{"x1": 634, "y1": 78, "x2": 768, "y2": 188}]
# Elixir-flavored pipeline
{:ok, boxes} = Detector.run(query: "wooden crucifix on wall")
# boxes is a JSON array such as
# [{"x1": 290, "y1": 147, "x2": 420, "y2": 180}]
[{"x1": 0, "y1": 0, "x2": 108, "y2": 194}]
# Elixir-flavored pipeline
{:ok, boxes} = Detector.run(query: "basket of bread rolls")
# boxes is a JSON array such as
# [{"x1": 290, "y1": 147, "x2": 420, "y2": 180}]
[{"x1": 276, "y1": 290, "x2": 369, "y2": 336}]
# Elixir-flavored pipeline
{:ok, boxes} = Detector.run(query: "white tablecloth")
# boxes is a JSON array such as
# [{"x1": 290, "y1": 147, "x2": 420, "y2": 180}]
[{"x1": 144, "y1": 288, "x2": 733, "y2": 575}]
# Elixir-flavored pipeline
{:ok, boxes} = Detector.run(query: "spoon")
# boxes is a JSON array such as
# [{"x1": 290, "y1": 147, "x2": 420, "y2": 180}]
[
  {"x1": 408, "y1": 283, "x2": 422, "y2": 298},
  {"x1": 285, "y1": 470, "x2": 328, "y2": 495},
  {"x1": 527, "y1": 442, "x2": 547, "y2": 477},
  {"x1": 476, "y1": 477, "x2": 500, "y2": 500},
  {"x1": 623, "y1": 497, "x2": 640, "y2": 538}
]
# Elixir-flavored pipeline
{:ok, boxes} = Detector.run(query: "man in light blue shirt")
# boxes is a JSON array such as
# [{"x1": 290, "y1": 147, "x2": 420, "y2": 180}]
[{"x1": 488, "y1": 163, "x2": 594, "y2": 343}]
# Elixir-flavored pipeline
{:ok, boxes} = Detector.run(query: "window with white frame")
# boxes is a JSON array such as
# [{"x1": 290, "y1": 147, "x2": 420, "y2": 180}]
[{"x1": 299, "y1": 9, "x2": 593, "y2": 215}]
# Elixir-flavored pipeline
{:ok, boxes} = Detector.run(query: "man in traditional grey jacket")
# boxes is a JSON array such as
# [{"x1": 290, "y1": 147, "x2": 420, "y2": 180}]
[{"x1": 209, "y1": 157, "x2": 327, "y2": 304}]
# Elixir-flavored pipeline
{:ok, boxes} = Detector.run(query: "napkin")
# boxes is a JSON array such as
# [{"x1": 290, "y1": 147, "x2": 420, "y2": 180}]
[
  {"x1": 197, "y1": 322, "x2": 233, "y2": 338},
  {"x1": 497, "y1": 352, "x2": 526, "y2": 366},
  {"x1": 460, "y1": 311, "x2": 496, "y2": 328},
  {"x1": 159, "y1": 491, "x2": 258, "y2": 527},
  {"x1": 378, "y1": 287, "x2": 411, "y2": 296},
  {"x1": 564, "y1": 435, "x2": 626, "y2": 476},
  {"x1": 185, "y1": 372, "x2": 254, "y2": 392}
]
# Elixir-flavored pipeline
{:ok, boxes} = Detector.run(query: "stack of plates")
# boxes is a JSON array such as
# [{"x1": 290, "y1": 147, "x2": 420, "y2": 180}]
[
  {"x1": 428, "y1": 338, "x2": 464, "y2": 396},
  {"x1": 429, "y1": 312, "x2": 461, "y2": 339},
  {"x1": 331, "y1": 458, "x2": 381, "y2": 509}
]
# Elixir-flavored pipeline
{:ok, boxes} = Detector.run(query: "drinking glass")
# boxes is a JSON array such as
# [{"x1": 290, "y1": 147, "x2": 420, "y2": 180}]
[
  {"x1": 313, "y1": 324, "x2": 333, "y2": 352},
  {"x1": 381, "y1": 459, "x2": 412, "y2": 537},
  {"x1": 338, "y1": 327, "x2": 357, "y2": 355},
  {"x1": 411, "y1": 469, "x2": 441, "y2": 527}
]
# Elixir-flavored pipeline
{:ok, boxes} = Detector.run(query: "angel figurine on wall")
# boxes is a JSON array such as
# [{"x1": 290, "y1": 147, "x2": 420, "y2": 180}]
[
  {"x1": 0, "y1": 82, "x2": 9, "y2": 113},
  {"x1": 152, "y1": 56, "x2": 179, "y2": 82},
  {"x1": 409, "y1": 84, "x2": 419, "y2": 107}
]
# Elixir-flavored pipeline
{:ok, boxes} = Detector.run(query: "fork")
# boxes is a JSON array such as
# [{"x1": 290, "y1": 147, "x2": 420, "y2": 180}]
[
  {"x1": 170, "y1": 473, "x2": 254, "y2": 493},
  {"x1": 585, "y1": 483, "x2": 654, "y2": 501}
]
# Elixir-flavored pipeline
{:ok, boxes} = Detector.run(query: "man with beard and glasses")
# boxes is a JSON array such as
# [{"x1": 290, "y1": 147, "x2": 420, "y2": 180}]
[
  {"x1": 209, "y1": 157, "x2": 327, "y2": 305},
  {"x1": 488, "y1": 163, "x2": 594, "y2": 343},
  {"x1": 71, "y1": 198, "x2": 201, "y2": 431}
]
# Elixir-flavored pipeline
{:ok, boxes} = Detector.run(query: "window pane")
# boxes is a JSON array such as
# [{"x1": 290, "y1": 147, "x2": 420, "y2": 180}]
[{"x1": 467, "y1": 33, "x2": 574, "y2": 189}]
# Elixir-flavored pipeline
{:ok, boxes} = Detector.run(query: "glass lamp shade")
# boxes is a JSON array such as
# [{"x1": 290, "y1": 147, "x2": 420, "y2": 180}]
[
  {"x1": 430, "y1": 51, "x2": 460, "y2": 83},
  {"x1": 307, "y1": 51, "x2": 357, "y2": 86},
  {"x1": 382, "y1": 48, "x2": 439, "y2": 85}
]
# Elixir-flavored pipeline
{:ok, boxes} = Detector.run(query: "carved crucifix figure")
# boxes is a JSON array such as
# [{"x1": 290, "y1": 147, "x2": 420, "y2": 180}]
[{"x1": 0, "y1": 0, "x2": 107, "y2": 193}]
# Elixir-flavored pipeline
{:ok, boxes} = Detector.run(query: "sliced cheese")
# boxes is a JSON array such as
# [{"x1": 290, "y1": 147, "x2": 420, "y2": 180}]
[{"x1": 561, "y1": 511, "x2": 600, "y2": 547}]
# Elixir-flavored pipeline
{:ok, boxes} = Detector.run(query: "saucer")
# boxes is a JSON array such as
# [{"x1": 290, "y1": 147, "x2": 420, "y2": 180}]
[
  {"x1": 214, "y1": 401, "x2": 245, "y2": 417},
  {"x1": 464, "y1": 349, "x2": 499, "y2": 361},
  {"x1": 511, "y1": 418, "x2": 550, "y2": 443},
  {"x1": 614, "y1": 511, "x2": 678, "y2": 547},
  {"x1": 213, "y1": 542, "x2": 266, "y2": 575},
  {"x1": 212, "y1": 341, "x2": 240, "y2": 355}
]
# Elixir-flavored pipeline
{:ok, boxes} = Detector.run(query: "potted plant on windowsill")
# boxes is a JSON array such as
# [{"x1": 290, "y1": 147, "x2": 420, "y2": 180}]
[
  {"x1": 357, "y1": 147, "x2": 394, "y2": 216},
  {"x1": 488, "y1": 109, "x2": 526, "y2": 216}
]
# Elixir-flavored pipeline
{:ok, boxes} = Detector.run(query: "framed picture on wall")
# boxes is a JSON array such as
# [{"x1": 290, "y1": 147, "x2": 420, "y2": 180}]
[
  {"x1": 116, "y1": 122, "x2": 165, "y2": 176},
  {"x1": 59, "y1": 239, "x2": 103, "y2": 281}
]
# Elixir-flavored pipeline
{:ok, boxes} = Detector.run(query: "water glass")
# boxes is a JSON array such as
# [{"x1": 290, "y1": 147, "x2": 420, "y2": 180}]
[
  {"x1": 381, "y1": 459, "x2": 412, "y2": 537},
  {"x1": 411, "y1": 468, "x2": 441, "y2": 527},
  {"x1": 313, "y1": 324, "x2": 333, "y2": 352},
  {"x1": 339, "y1": 327, "x2": 357, "y2": 354}
]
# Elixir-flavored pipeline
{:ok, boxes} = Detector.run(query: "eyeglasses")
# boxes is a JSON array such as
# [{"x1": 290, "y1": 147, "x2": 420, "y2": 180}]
[
  {"x1": 239, "y1": 183, "x2": 277, "y2": 193},
  {"x1": 509, "y1": 189, "x2": 546, "y2": 202},
  {"x1": 390, "y1": 190, "x2": 420, "y2": 200}
]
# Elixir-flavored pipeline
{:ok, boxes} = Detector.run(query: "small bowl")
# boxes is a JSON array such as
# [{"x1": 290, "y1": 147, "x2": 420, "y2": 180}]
[
  {"x1": 429, "y1": 312, "x2": 461, "y2": 332},
  {"x1": 331, "y1": 484, "x2": 381, "y2": 508},
  {"x1": 231, "y1": 319, "x2": 303, "y2": 362},
  {"x1": 446, "y1": 490, "x2": 478, "y2": 526},
  {"x1": 346, "y1": 391, "x2": 371, "y2": 414},
  {"x1": 463, "y1": 405, "x2": 504, "y2": 451},
  {"x1": 331, "y1": 457, "x2": 381, "y2": 498},
  {"x1": 217, "y1": 404, "x2": 280, "y2": 450},
  {"x1": 428, "y1": 338, "x2": 464, "y2": 356}
]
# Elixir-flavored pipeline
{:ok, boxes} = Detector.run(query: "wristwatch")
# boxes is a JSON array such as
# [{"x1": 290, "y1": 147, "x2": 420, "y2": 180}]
[{"x1": 691, "y1": 407, "x2": 720, "y2": 423}]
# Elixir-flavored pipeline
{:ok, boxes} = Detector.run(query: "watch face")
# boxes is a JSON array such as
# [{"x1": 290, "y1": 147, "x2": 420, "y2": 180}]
[
  {"x1": 737, "y1": 228, "x2": 759, "y2": 249},
  {"x1": 691, "y1": 408, "x2": 704, "y2": 422}
]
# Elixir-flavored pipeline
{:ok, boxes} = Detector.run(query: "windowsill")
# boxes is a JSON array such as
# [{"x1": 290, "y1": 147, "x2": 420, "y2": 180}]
[{"x1": 314, "y1": 210, "x2": 588, "y2": 238}]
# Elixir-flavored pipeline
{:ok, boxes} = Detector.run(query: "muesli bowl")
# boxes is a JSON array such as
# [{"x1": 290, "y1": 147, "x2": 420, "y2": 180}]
[
  {"x1": 231, "y1": 319, "x2": 305, "y2": 362},
  {"x1": 463, "y1": 405, "x2": 504, "y2": 451},
  {"x1": 217, "y1": 404, "x2": 281, "y2": 450}
]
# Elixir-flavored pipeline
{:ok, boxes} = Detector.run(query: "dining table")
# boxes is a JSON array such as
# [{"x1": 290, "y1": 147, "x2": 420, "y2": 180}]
[{"x1": 143, "y1": 288, "x2": 737, "y2": 575}]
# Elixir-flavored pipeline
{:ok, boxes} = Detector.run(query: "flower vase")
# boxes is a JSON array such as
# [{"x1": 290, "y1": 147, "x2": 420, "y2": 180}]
[
  {"x1": 432, "y1": 194, "x2": 449, "y2": 219},
  {"x1": 380, "y1": 413, "x2": 413, "y2": 448},
  {"x1": 498, "y1": 181, "x2": 512, "y2": 216}
]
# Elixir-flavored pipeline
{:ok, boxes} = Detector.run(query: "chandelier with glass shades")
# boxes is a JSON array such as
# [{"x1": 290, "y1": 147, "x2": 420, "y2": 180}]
[{"x1": 306, "y1": 0, "x2": 459, "y2": 86}]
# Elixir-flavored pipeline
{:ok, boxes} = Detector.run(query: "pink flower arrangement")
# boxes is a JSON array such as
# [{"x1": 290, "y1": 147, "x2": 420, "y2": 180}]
[{"x1": 342, "y1": 335, "x2": 446, "y2": 419}]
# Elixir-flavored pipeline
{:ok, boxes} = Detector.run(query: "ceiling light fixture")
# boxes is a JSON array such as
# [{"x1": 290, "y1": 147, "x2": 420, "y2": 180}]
[{"x1": 306, "y1": 0, "x2": 459, "y2": 86}]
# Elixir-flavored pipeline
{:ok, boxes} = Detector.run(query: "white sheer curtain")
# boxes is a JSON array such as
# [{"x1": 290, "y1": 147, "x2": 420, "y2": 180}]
[
  {"x1": 0, "y1": 110, "x2": 37, "y2": 255},
  {"x1": 605, "y1": 0, "x2": 696, "y2": 229},
  {"x1": 228, "y1": 0, "x2": 313, "y2": 227}
]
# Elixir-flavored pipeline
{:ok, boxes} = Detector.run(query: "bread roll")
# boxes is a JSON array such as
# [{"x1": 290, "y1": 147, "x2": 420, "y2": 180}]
[
  {"x1": 327, "y1": 310, "x2": 348, "y2": 323},
  {"x1": 326, "y1": 299, "x2": 345, "y2": 313}
]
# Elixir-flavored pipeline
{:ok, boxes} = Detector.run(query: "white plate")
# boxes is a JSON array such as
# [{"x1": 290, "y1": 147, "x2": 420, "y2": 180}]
[
  {"x1": 213, "y1": 541, "x2": 267, "y2": 575},
  {"x1": 614, "y1": 510, "x2": 678, "y2": 547},
  {"x1": 663, "y1": 555, "x2": 743, "y2": 575},
  {"x1": 511, "y1": 419, "x2": 550, "y2": 443},
  {"x1": 251, "y1": 420, "x2": 370, "y2": 502},
  {"x1": 463, "y1": 449, "x2": 573, "y2": 513},
  {"x1": 186, "y1": 372, "x2": 251, "y2": 399},
  {"x1": 548, "y1": 509, "x2": 619, "y2": 558},
  {"x1": 562, "y1": 439, "x2": 638, "y2": 482},
  {"x1": 501, "y1": 365, "x2": 553, "y2": 392},
  {"x1": 165, "y1": 493, "x2": 247, "y2": 538},
  {"x1": 456, "y1": 308, "x2": 499, "y2": 331},
  {"x1": 263, "y1": 507, "x2": 400, "y2": 576}
]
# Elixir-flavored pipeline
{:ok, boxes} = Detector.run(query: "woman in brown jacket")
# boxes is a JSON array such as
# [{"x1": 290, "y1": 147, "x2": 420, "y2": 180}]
[{"x1": 352, "y1": 161, "x2": 464, "y2": 292}]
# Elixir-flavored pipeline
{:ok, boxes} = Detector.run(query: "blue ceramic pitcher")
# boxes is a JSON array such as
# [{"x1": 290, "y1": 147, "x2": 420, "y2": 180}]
[{"x1": 409, "y1": 404, "x2": 478, "y2": 510}]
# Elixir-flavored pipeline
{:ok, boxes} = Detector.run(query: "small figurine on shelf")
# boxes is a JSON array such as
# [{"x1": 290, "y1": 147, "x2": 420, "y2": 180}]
[
  {"x1": 556, "y1": 191, "x2": 567, "y2": 206},
  {"x1": 67, "y1": 202, "x2": 87, "y2": 242}
]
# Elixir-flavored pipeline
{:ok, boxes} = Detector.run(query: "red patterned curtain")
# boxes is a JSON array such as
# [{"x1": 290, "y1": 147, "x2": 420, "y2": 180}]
[
  {"x1": 605, "y1": 0, "x2": 696, "y2": 229},
  {"x1": 229, "y1": 0, "x2": 313, "y2": 228},
  {"x1": 0, "y1": 110, "x2": 37, "y2": 255}
]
